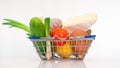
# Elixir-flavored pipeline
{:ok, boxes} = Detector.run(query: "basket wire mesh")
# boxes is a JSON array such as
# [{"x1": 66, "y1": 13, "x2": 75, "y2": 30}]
[{"x1": 30, "y1": 35, "x2": 95, "y2": 60}]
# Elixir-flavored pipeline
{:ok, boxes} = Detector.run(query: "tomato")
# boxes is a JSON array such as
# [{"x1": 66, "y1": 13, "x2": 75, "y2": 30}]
[{"x1": 51, "y1": 28, "x2": 69, "y2": 46}]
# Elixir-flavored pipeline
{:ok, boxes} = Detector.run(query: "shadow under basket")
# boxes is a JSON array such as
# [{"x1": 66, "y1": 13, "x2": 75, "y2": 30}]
[{"x1": 29, "y1": 35, "x2": 96, "y2": 60}]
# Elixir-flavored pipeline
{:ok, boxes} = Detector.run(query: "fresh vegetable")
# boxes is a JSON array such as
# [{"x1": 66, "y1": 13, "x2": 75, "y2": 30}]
[
  {"x1": 50, "y1": 18, "x2": 62, "y2": 31},
  {"x1": 44, "y1": 17, "x2": 52, "y2": 60},
  {"x1": 71, "y1": 29, "x2": 90, "y2": 58},
  {"x1": 50, "y1": 28, "x2": 69, "y2": 46},
  {"x1": 51, "y1": 28, "x2": 71, "y2": 58},
  {"x1": 2, "y1": 18, "x2": 30, "y2": 34},
  {"x1": 30, "y1": 17, "x2": 45, "y2": 37},
  {"x1": 30, "y1": 17, "x2": 46, "y2": 56},
  {"x1": 55, "y1": 41, "x2": 72, "y2": 58}
]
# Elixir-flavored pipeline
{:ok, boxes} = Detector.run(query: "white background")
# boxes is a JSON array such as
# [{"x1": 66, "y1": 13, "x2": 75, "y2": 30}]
[{"x1": 0, "y1": 0, "x2": 120, "y2": 68}]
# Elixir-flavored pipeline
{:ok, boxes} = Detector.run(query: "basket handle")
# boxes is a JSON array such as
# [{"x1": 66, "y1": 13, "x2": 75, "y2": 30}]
[{"x1": 85, "y1": 35, "x2": 96, "y2": 38}]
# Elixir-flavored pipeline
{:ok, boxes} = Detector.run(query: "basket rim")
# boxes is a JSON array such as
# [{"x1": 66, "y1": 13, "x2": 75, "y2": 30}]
[{"x1": 29, "y1": 35, "x2": 96, "y2": 41}]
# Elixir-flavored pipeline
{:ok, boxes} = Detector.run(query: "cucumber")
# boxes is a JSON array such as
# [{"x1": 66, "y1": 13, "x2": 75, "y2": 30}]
[{"x1": 30, "y1": 17, "x2": 46, "y2": 56}]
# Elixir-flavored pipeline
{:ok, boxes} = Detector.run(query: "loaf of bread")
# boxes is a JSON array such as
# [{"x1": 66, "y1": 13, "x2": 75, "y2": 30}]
[{"x1": 63, "y1": 13, "x2": 97, "y2": 32}]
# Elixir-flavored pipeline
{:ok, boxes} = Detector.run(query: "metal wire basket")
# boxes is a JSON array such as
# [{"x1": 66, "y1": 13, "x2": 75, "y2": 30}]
[{"x1": 29, "y1": 35, "x2": 96, "y2": 60}]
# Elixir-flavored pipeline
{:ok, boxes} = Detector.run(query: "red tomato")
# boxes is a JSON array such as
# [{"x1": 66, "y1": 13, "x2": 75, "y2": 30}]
[{"x1": 51, "y1": 28, "x2": 69, "y2": 46}]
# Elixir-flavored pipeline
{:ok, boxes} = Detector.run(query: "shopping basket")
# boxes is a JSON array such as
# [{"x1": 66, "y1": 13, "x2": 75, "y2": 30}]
[{"x1": 29, "y1": 35, "x2": 96, "y2": 60}]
